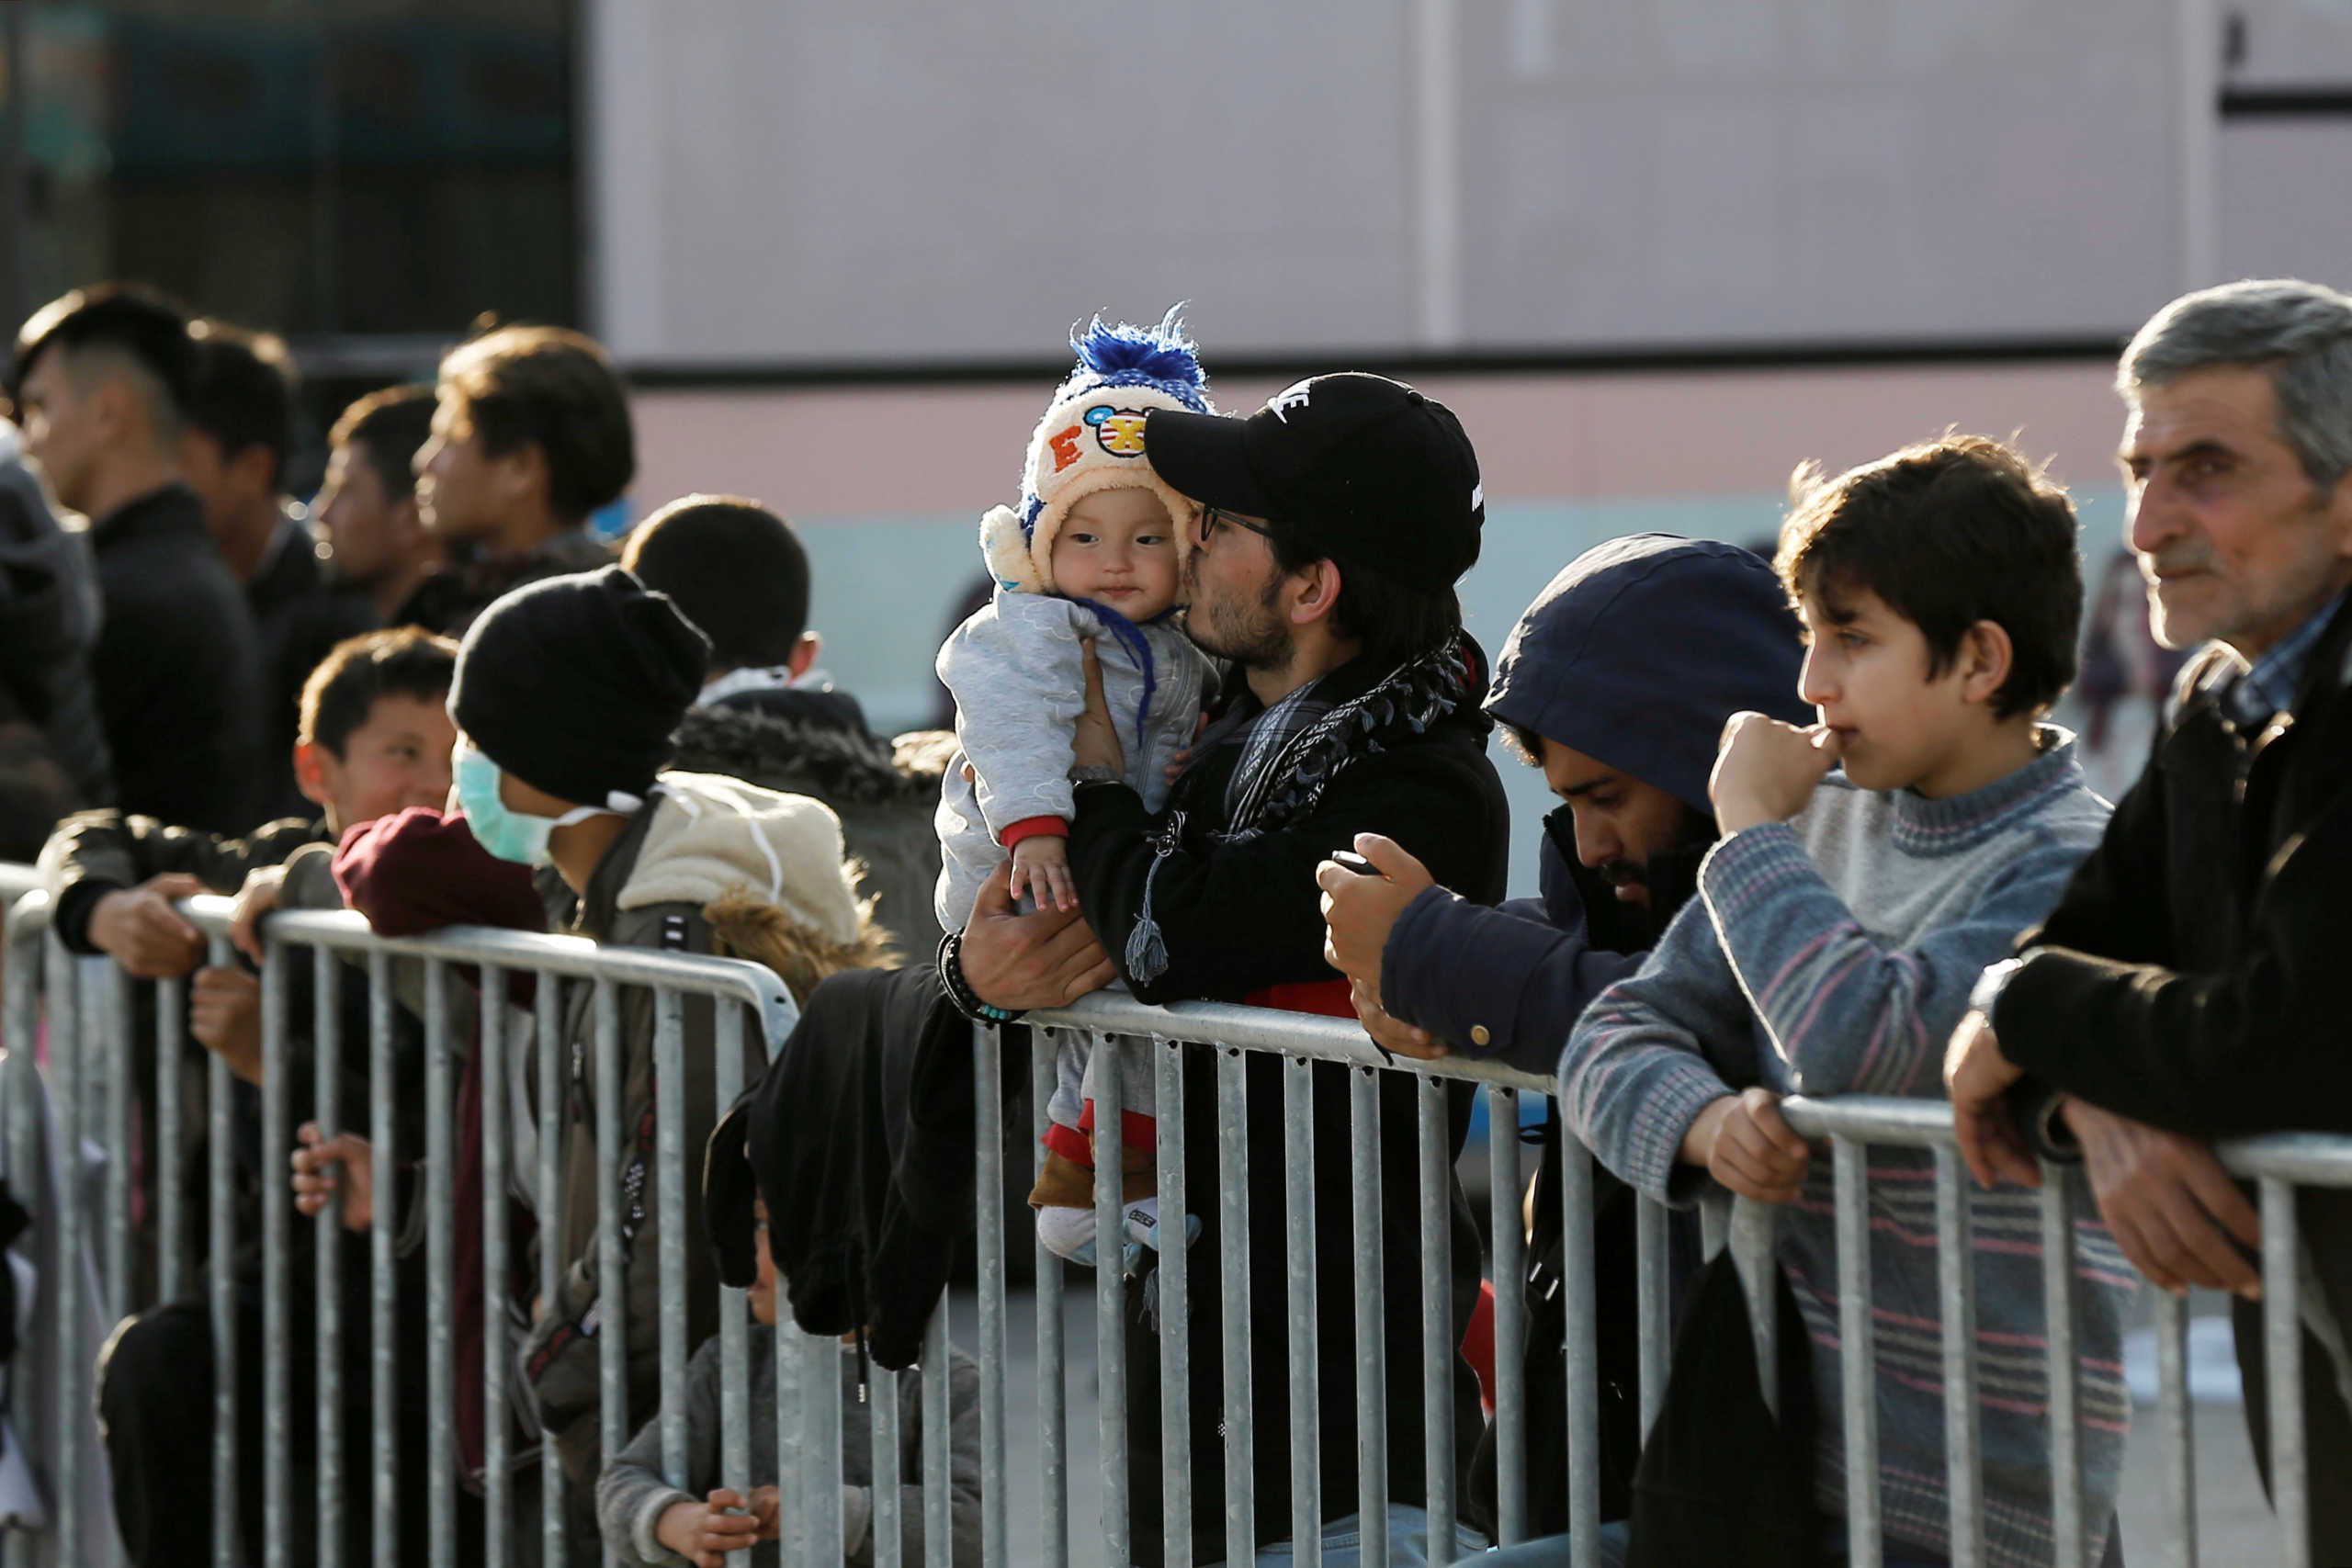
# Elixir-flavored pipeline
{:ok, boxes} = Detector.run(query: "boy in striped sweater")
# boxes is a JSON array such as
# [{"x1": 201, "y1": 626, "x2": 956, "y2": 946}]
[{"x1": 1555, "y1": 436, "x2": 2136, "y2": 1568}]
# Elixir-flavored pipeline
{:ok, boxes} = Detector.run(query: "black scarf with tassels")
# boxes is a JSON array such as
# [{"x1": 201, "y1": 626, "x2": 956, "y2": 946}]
[{"x1": 1124, "y1": 633, "x2": 1489, "y2": 981}]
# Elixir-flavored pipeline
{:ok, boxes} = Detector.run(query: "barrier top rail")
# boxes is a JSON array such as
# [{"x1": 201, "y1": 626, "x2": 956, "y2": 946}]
[{"x1": 1027, "y1": 990, "x2": 1557, "y2": 1094}]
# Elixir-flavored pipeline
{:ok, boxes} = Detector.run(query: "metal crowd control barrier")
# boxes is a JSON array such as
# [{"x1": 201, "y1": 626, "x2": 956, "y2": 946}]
[{"x1": 0, "y1": 857, "x2": 2336, "y2": 1568}]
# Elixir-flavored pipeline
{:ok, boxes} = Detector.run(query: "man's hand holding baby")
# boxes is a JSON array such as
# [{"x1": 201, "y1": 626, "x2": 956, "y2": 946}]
[{"x1": 1710, "y1": 711, "x2": 1842, "y2": 833}]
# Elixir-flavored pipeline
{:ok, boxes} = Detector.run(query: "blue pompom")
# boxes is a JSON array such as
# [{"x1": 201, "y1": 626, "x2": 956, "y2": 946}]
[{"x1": 1065, "y1": 305, "x2": 1209, "y2": 411}]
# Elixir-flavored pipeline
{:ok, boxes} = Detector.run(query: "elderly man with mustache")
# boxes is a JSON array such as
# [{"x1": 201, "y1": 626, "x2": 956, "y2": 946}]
[{"x1": 1946, "y1": 277, "x2": 2352, "y2": 1566}]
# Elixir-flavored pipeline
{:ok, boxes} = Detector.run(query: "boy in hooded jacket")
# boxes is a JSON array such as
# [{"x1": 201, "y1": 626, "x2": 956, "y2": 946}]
[
  {"x1": 933, "y1": 312, "x2": 1216, "y2": 1269},
  {"x1": 295, "y1": 566, "x2": 895, "y2": 1524}
]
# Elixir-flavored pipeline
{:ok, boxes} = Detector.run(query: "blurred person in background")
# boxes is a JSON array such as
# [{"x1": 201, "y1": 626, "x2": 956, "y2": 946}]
[
  {"x1": 0, "y1": 416, "x2": 114, "y2": 857},
  {"x1": 6, "y1": 283, "x2": 262, "y2": 833},
  {"x1": 184, "y1": 321, "x2": 376, "y2": 821},
  {"x1": 319, "y1": 383, "x2": 448, "y2": 627},
  {"x1": 411, "y1": 322, "x2": 627, "y2": 631},
  {"x1": 623, "y1": 492, "x2": 952, "y2": 954}
]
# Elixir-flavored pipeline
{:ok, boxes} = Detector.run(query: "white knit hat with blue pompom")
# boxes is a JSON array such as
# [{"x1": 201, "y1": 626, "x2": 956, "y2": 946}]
[{"x1": 979, "y1": 308, "x2": 1215, "y2": 595}]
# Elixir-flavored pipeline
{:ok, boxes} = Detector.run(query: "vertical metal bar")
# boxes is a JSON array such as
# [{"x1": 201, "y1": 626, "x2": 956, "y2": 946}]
[
  {"x1": 1558, "y1": 1128, "x2": 1600, "y2": 1568},
  {"x1": 653, "y1": 987, "x2": 688, "y2": 1484},
  {"x1": 480, "y1": 968, "x2": 511, "y2": 1565},
  {"x1": 2152, "y1": 1285, "x2": 2198, "y2": 1568},
  {"x1": 1093, "y1": 1032, "x2": 1130, "y2": 1566},
  {"x1": 808, "y1": 1325, "x2": 846, "y2": 1565},
  {"x1": 1216, "y1": 1043, "x2": 1254, "y2": 1567},
  {"x1": 923, "y1": 1305, "x2": 952, "y2": 1568},
  {"x1": 368, "y1": 951, "x2": 398, "y2": 1567},
  {"x1": 1031, "y1": 1031, "x2": 1069, "y2": 1568},
  {"x1": 1729, "y1": 1198, "x2": 1780, "y2": 1419},
  {"x1": 1833, "y1": 1137, "x2": 1881, "y2": 1568},
  {"x1": 776, "y1": 1306, "x2": 807, "y2": 1564},
  {"x1": 716, "y1": 1001, "x2": 750, "y2": 1499},
  {"x1": 198, "y1": 934, "x2": 232, "y2": 1568},
  {"x1": 261, "y1": 943, "x2": 291, "y2": 1568},
  {"x1": 157, "y1": 972, "x2": 187, "y2": 1302},
  {"x1": 536, "y1": 979, "x2": 567, "y2": 1568},
  {"x1": 973, "y1": 1022, "x2": 1011, "y2": 1567},
  {"x1": 1634, "y1": 1195, "x2": 1668, "y2": 1439},
  {"x1": 2039, "y1": 1162, "x2": 2084, "y2": 1568},
  {"x1": 871, "y1": 1359, "x2": 904, "y2": 1568},
  {"x1": 424, "y1": 960, "x2": 456, "y2": 1568},
  {"x1": 594, "y1": 978, "x2": 628, "y2": 1507},
  {"x1": 1349, "y1": 1066, "x2": 1387, "y2": 1566},
  {"x1": 1155, "y1": 1035, "x2": 1193, "y2": 1568},
  {"x1": 1281, "y1": 1055, "x2": 1321, "y2": 1568},
  {"x1": 2263, "y1": 1177, "x2": 2309, "y2": 1568},
  {"x1": 1418, "y1": 1076, "x2": 1454, "y2": 1559},
  {"x1": 104, "y1": 964, "x2": 131, "y2": 1320},
  {"x1": 38, "y1": 937, "x2": 82, "y2": 1568},
  {"x1": 1933, "y1": 1147, "x2": 1983, "y2": 1568},
  {"x1": 1486, "y1": 1086, "x2": 1524, "y2": 1545},
  {"x1": 313, "y1": 947, "x2": 344, "y2": 1568}
]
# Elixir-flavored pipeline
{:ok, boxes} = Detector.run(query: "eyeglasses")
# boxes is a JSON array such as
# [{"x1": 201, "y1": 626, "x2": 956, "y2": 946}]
[{"x1": 1199, "y1": 504, "x2": 1275, "y2": 547}]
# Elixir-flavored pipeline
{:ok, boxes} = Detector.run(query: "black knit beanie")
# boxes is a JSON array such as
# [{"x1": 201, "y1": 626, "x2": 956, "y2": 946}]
[{"x1": 447, "y1": 565, "x2": 709, "y2": 806}]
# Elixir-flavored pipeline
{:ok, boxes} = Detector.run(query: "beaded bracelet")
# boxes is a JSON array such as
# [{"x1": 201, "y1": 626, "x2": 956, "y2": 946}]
[{"x1": 936, "y1": 928, "x2": 1022, "y2": 1024}]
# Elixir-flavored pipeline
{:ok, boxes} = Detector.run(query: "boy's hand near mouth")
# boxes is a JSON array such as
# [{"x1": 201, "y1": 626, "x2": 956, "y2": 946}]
[{"x1": 1708, "y1": 711, "x2": 1843, "y2": 833}]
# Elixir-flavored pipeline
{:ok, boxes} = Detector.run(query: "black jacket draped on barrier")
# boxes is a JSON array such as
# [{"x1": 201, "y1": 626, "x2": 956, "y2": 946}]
[
  {"x1": 1997, "y1": 589, "x2": 2352, "y2": 1558},
  {"x1": 1069, "y1": 641, "x2": 1510, "y2": 1565}
]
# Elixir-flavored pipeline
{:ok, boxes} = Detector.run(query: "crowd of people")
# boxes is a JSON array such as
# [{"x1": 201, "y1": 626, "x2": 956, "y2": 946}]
[{"x1": 0, "y1": 270, "x2": 2346, "y2": 1568}]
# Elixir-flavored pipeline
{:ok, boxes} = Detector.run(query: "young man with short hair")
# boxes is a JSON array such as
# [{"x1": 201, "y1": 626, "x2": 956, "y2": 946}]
[
  {"x1": 411, "y1": 323, "x2": 628, "y2": 630},
  {"x1": 319, "y1": 383, "x2": 444, "y2": 626},
  {"x1": 1546, "y1": 436, "x2": 2131, "y2": 1568},
  {"x1": 183, "y1": 320, "x2": 376, "y2": 821},
  {"x1": 8, "y1": 283, "x2": 262, "y2": 831},
  {"x1": 623, "y1": 491, "x2": 952, "y2": 954},
  {"x1": 1057, "y1": 373, "x2": 1508, "y2": 1563}
]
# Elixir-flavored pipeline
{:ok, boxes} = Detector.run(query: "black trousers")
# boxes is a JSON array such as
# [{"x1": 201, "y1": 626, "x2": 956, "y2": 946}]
[
  {"x1": 2234, "y1": 1294, "x2": 2352, "y2": 1568},
  {"x1": 96, "y1": 1295, "x2": 465, "y2": 1568}
]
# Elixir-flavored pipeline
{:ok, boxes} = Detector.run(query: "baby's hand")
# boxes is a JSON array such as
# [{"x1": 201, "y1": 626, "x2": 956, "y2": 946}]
[
  {"x1": 1010, "y1": 835, "x2": 1079, "y2": 913},
  {"x1": 655, "y1": 1491, "x2": 763, "y2": 1566}
]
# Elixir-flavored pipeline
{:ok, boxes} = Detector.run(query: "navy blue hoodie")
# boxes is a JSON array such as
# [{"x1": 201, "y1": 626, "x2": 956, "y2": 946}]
[{"x1": 1381, "y1": 535, "x2": 1810, "y2": 1073}]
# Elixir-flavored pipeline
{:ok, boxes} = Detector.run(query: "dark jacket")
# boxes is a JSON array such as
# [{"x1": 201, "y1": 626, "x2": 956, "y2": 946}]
[
  {"x1": 86, "y1": 483, "x2": 265, "y2": 832},
  {"x1": 41, "y1": 807, "x2": 332, "y2": 953},
  {"x1": 704, "y1": 963, "x2": 992, "y2": 1371},
  {"x1": 1068, "y1": 638, "x2": 1509, "y2": 1565},
  {"x1": 246, "y1": 515, "x2": 376, "y2": 822},
  {"x1": 0, "y1": 446, "x2": 112, "y2": 812},
  {"x1": 396, "y1": 527, "x2": 615, "y2": 637},
  {"x1": 1996, "y1": 590, "x2": 2352, "y2": 1559},
  {"x1": 1382, "y1": 535, "x2": 1809, "y2": 1073},
  {"x1": 667, "y1": 685, "x2": 954, "y2": 956}
]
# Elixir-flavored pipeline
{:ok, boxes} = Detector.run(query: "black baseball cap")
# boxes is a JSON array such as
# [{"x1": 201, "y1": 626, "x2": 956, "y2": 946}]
[{"x1": 1145, "y1": 372, "x2": 1484, "y2": 592}]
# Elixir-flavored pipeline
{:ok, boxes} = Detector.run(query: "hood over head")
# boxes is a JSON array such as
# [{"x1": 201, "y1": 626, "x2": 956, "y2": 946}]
[
  {"x1": 620, "y1": 771, "x2": 865, "y2": 946},
  {"x1": 1485, "y1": 535, "x2": 1810, "y2": 814}
]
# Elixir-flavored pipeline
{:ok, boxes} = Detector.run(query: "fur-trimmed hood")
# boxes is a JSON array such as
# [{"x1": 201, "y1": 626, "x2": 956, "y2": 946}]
[{"x1": 668, "y1": 700, "x2": 948, "y2": 808}]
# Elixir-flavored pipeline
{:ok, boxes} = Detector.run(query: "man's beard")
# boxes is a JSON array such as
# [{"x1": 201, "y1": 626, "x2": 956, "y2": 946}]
[{"x1": 1182, "y1": 565, "x2": 1290, "y2": 671}]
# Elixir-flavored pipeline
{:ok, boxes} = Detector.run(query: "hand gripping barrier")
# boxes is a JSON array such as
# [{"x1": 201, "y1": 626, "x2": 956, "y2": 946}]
[{"x1": 0, "y1": 864, "x2": 2336, "y2": 1567}]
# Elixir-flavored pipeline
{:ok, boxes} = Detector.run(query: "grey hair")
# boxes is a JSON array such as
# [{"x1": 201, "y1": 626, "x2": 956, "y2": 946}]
[{"x1": 2119, "y1": 277, "x2": 2352, "y2": 491}]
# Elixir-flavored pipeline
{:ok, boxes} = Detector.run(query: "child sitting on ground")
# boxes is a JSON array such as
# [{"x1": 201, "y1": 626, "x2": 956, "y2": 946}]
[
  {"x1": 594, "y1": 1200, "x2": 980, "y2": 1566},
  {"x1": 933, "y1": 311, "x2": 1216, "y2": 1269},
  {"x1": 1554, "y1": 436, "x2": 2137, "y2": 1568}
]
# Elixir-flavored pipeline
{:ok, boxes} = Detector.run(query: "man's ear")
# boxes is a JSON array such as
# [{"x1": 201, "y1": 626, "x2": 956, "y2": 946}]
[
  {"x1": 292, "y1": 740, "x2": 337, "y2": 810},
  {"x1": 1285, "y1": 558, "x2": 1344, "y2": 629},
  {"x1": 496, "y1": 441, "x2": 550, "y2": 514},
  {"x1": 1957, "y1": 619, "x2": 2017, "y2": 706},
  {"x1": 788, "y1": 631, "x2": 822, "y2": 680},
  {"x1": 228, "y1": 442, "x2": 280, "y2": 503}
]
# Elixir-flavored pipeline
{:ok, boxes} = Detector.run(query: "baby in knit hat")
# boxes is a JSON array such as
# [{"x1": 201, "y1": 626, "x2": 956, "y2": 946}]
[{"x1": 933, "y1": 311, "x2": 1216, "y2": 1269}]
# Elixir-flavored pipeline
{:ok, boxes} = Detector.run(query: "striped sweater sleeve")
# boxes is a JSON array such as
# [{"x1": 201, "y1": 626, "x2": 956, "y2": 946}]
[
  {"x1": 1557, "y1": 894, "x2": 1751, "y2": 1206},
  {"x1": 1697, "y1": 820, "x2": 2089, "y2": 1100}
]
